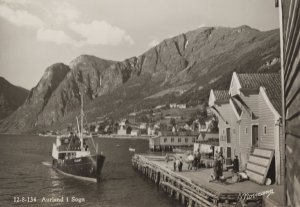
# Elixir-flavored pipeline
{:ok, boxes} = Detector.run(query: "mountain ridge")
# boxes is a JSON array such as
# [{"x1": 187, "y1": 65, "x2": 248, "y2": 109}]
[
  {"x1": 0, "y1": 25, "x2": 281, "y2": 133},
  {"x1": 0, "y1": 77, "x2": 29, "y2": 120}
]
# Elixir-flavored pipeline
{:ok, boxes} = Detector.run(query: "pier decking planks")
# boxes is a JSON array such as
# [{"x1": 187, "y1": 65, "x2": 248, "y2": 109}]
[{"x1": 132, "y1": 154, "x2": 283, "y2": 207}]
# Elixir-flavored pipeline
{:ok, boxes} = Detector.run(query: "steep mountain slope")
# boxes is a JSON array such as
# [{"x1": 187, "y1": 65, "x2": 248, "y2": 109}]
[
  {"x1": 0, "y1": 55, "x2": 117, "y2": 132},
  {"x1": 0, "y1": 77, "x2": 29, "y2": 120},
  {"x1": 83, "y1": 26, "x2": 280, "y2": 122},
  {"x1": 0, "y1": 26, "x2": 280, "y2": 133}
]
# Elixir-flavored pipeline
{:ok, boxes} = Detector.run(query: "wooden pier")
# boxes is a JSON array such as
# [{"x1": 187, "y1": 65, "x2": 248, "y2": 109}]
[{"x1": 132, "y1": 154, "x2": 283, "y2": 207}]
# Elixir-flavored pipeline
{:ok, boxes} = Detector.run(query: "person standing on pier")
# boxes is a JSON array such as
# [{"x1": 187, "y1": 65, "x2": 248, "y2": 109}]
[
  {"x1": 187, "y1": 153, "x2": 194, "y2": 170},
  {"x1": 175, "y1": 158, "x2": 180, "y2": 171},
  {"x1": 210, "y1": 152, "x2": 223, "y2": 182},
  {"x1": 196, "y1": 149, "x2": 201, "y2": 170},
  {"x1": 173, "y1": 159, "x2": 176, "y2": 171},
  {"x1": 179, "y1": 156, "x2": 183, "y2": 172},
  {"x1": 216, "y1": 153, "x2": 223, "y2": 180},
  {"x1": 211, "y1": 155, "x2": 218, "y2": 181}
]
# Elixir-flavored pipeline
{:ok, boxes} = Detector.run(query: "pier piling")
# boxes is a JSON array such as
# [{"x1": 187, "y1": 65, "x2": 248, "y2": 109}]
[{"x1": 132, "y1": 154, "x2": 264, "y2": 207}]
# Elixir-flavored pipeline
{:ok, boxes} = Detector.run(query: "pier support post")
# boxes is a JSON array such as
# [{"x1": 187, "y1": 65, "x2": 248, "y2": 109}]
[
  {"x1": 156, "y1": 172, "x2": 160, "y2": 185},
  {"x1": 176, "y1": 192, "x2": 180, "y2": 200},
  {"x1": 188, "y1": 198, "x2": 194, "y2": 207},
  {"x1": 181, "y1": 194, "x2": 185, "y2": 205}
]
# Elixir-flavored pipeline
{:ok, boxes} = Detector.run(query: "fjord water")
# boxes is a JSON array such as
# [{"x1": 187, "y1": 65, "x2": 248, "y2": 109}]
[{"x1": 0, "y1": 135, "x2": 182, "y2": 207}]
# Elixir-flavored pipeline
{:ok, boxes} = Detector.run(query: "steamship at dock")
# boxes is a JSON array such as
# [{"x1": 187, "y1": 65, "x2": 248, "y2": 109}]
[{"x1": 52, "y1": 95, "x2": 105, "y2": 183}]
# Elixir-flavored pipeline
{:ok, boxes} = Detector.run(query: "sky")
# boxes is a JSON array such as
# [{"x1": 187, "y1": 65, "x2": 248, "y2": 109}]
[{"x1": 0, "y1": 0, "x2": 279, "y2": 89}]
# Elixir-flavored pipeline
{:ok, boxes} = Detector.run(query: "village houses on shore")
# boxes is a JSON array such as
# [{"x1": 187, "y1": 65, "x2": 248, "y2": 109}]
[{"x1": 209, "y1": 72, "x2": 283, "y2": 185}]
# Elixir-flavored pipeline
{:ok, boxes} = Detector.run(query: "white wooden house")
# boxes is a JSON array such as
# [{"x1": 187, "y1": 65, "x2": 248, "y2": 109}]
[
  {"x1": 228, "y1": 72, "x2": 283, "y2": 183},
  {"x1": 131, "y1": 129, "x2": 141, "y2": 136},
  {"x1": 209, "y1": 89, "x2": 240, "y2": 161},
  {"x1": 210, "y1": 72, "x2": 283, "y2": 184},
  {"x1": 258, "y1": 84, "x2": 283, "y2": 184}
]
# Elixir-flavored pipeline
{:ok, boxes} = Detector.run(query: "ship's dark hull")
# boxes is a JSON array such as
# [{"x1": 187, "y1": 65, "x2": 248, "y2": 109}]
[{"x1": 52, "y1": 154, "x2": 105, "y2": 183}]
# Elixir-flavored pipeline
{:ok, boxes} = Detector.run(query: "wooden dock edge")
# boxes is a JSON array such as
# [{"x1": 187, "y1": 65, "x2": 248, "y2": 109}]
[{"x1": 132, "y1": 154, "x2": 263, "y2": 207}]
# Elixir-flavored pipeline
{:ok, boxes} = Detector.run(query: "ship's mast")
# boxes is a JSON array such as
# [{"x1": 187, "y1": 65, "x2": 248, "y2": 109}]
[{"x1": 80, "y1": 93, "x2": 84, "y2": 150}]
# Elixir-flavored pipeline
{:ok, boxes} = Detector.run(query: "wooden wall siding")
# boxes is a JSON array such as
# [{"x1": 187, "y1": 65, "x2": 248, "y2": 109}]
[
  {"x1": 241, "y1": 92, "x2": 260, "y2": 116},
  {"x1": 215, "y1": 103, "x2": 240, "y2": 159},
  {"x1": 216, "y1": 104, "x2": 231, "y2": 123},
  {"x1": 258, "y1": 93, "x2": 275, "y2": 149},
  {"x1": 217, "y1": 114, "x2": 227, "y2": 153},
  {"x1": 238, "y1": 110, "x2": 252, "y2": 170},
  {"x1": 159, "y1": 136, "x2": 195, "y2": 146},
  {"x1": 281, "y1": 0, "x2": 300, "y2": 206},
  {"x1": 279, "y1": 125, "x2": 284, "y2": 185},
  {"x1": 286, "y1": 135, "x2": 300, "y2": 206},
  {"x1": 228, "y1": 107, "x2": 240, "y2": 158}
]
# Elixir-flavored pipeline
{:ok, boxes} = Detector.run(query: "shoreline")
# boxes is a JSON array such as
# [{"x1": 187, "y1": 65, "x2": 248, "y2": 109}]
[
  {"x1": 97, "y1": 134, "x2": 153, "y2": 140},
  {"x1": 0, "y1": 133, "x2": 152, "y2": 140}
]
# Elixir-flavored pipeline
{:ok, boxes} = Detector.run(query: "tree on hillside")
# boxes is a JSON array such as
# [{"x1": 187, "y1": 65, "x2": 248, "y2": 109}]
[
  {"x1": 160, "y1": 123, "x2": 168, "y2": 132},
  {"x1": 89, "y1": 124, "x2": 96, "y2": 132},
  {"x1": 186, "y1": 118, "x2": 194, "y2": 126},
  {"x1": 196, "y1": 104, "x2": 208, "y2": 124},
  {"x1": 138, "y1": 114, "x2": 149, "y2": 123},
  {"x1": 198, "y1": 110, "x2": 207, "y2": 124},
  {"x1": 97, "y1": 123, "x2": 106, "y2": 134},
  {"x1": 113, "y1": 122, "x2": 119, "y2": 134},
  {"x1": 170, "y1": 118, "x2": 176, "y2": 126},
  {"x1": 209, "y1": 115, "x2": 219, "y2": 133},
  {"x1": 67, "y1": 124, "x2": 73, "y2": 132},
  {"x1": 126, "y1": 126, "x2": 132, "y2": 134}
]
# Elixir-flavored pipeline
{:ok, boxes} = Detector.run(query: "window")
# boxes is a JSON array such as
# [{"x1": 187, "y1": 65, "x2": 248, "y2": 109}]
[
  {"x1": 233, "y1": 129, "x2": 236, "y2": 134},
  {"x1": 192, "y1": 138, "x2": 195, "y2": 142},
  {"x1": 171, "y1": 138, "x2": 174, "y2": 143},
  {"x1": 164, "y1": 138, "x2": 167, "y2": 143},
  {"x1": 264, "y1": 125, "x2": 267, "y2": 135},
  {"x1": 185, "y1": 138, "x2": 188, "y2": 143},
  {"x1": 178, "y1": 138, "x2": 181, "y2": 143},
  {"x1": 226, "y1": 128, "x2": 231, "y2": 143},
  {"x1": 227, "y1": 147, "x2": 232, "y2": 158},
  {"x1": 245, "y1": 127, "x2": 248, "y2": 134}
]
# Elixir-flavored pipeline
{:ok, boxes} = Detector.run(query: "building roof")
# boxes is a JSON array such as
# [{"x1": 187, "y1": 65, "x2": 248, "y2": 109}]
[
  {"x1": 214, "y1": 90, "x2": 230, "y2": 101},
  {"x1": 263, "y1": 80, "x2": 282, "y2": 116},
  {"x1": 236, "y1": 73, "x2": 280, "y2": 90},
  {"x1": 236, "y1": 73, "x2": 282, "y2": 115},
  {"x1": 230, "y1": 97, "x2": 243, "y2": 116}
]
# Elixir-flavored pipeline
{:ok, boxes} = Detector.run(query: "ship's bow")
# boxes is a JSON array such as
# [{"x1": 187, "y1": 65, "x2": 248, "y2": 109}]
[{"x1": 97, "y1": 154, "x2": 105, "y2": 182}]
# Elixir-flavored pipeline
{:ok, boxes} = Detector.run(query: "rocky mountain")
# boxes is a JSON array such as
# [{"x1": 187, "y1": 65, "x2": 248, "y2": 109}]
[
  {"x1": 0, "y1": 77, "x2": 29, "y2": 120},
  {"x1": 0, "y1": 26, "x2": 281, "y2": 133}
]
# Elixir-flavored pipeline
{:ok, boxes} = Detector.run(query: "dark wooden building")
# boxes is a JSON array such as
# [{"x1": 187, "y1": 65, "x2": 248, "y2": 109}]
[{"x1": 278, "y1": 0, "x2": 300, "y2": 206}]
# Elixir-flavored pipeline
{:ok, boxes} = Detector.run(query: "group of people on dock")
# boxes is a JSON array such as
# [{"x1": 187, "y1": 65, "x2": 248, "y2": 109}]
[
  {"x1": 186, "y1": 150, "x2": 202, "y2": 170},
  {"x1": 173, "y1": 157, "x2": 183, "y2": 172},
  {"x1": 167, "y1": 149, "x2": 227, "y2": 181},
  {"x1": 169, "y1": 149, "x2": 203, "y2": 172},
  {"x1": 211, "y1": 151, "x2": 225, "y2": 182}
]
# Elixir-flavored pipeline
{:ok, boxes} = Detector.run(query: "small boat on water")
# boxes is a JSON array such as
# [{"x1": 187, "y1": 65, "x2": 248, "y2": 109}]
[
  {"x1": 129, "y1": 147, "x2": 135, "y2": 152},
  {"x1": 52, "y1": 94, "x2": 105, "y2": 183}
]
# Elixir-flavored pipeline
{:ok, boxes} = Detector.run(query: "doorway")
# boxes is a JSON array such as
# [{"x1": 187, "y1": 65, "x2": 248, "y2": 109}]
[{"x1": 252, "y1": 125, "x2": 258, "y2": 147}]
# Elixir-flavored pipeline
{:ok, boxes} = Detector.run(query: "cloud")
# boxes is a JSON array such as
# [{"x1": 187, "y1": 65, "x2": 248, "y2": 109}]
[
  {"x1": 148, "y1": 39, "x2": 160, "y2": 48},
  {"x1": 0, "y1": 0, "x2": 36, "y2": 5},
  {"x1": 0, "y1": 3, "x2": 134, "y2": 47},
  {"x1": 36, "y1": 28, "x2": 78, "y2": 46},
  {"x1": 54, "y1": 2, "x2": 80, "y2": 22},
  {"x1": 198, "y1": 24, "x2": 206, "y2": 28},
  {"x1": 69, "y1": 20, "x2": 134, "y2": 46},
  {"x1": 0, "y1": 4, "x2": 44, "y2": 28}
]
